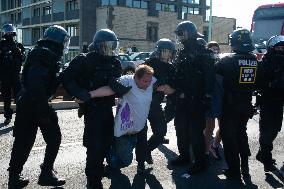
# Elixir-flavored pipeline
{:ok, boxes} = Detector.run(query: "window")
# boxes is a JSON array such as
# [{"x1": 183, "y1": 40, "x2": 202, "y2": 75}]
[
  {"x1": 33, "y1": 7, "x2": 40, "y2": 17},
  {"x1": 32, "y1": 28, "x2": 40, "y2": 41},
  {"x1": 147, "y1": 22, "x2": 158, "y2": 42},
  {"x1": 156, "y1": 3, "x2": 176, "y2": 12},
  {"x1": 17, "y1": 12, "x2": 22, "y2": 21},
  {"x1": 126, "y1": 0, "x2": 148, "y2": 9},
  {"x1": 66, "y1": 24, "x2": 79, "y2": 37},
  {"x1": 182, "y1": 6, "x2": 199, "y2": 19},
  {"x1": 102, "y1": 0, "x2": 118, "y2": 6},
  {"x1": 182, "y1": 0, "x2": 199, "y2": 4},
  {"x1": 66, "y1": 0, "x2": 78, "y2": 11},
  {"x1": 16, "y1": 0, "x2": 21, "y2": 7},
  {"x1": 43, "y1": 6, "x2": 51, "y2": 16}
]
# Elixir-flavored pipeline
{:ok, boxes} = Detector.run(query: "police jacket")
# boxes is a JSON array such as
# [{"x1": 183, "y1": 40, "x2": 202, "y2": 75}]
[
  {"x1": 257, "y1": 53, "x2": 284, "y2": 100},
  {"x1": 145, "y1": 57, "x2": 175, "y2": 102},
  {"x1": 215, "y1": 53, "x2": 258, "y2": 110},
  {"x1": 62, "y1": 51, "x2": 122, "y2": 106},
  {"x1": 174, "y1": 42, "x2": 215, "y2": 101},
  {"x1": 19, "y1": 45, "x2": 60, "y2": 117},
  {"x1": 0, "y1": 38, "x2": 25, "y2": 81}
]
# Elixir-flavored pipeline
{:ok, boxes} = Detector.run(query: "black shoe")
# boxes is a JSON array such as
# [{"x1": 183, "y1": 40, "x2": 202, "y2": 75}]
[
  {"x1": 8, "y1": 174, "x2": 29, "y2": 189},
  {"x1": 87, "y1": 179, "x2": 103, "y2": 189},
  {"x1": 256, "y1": 151, "x2": 276, "y2": 165},
  {"x1": 4, "y1": 118, "x2": 11, "y2": 125},
  {"x1": 162, "y1": 138, "x2": 169, "y2": 144},
  {"x1": 223, "y1": 169, "x2": 241, "y2": 180},
  {"x1": 170, "y1": 156, "x2": 191, "y2": 166},
  {"x1": 264, "y1": 163, "x2": 277, "y2": 172},
  {"x1": 38, "y1": 169, "x2": 66, "y2": 186},
  {"x1": 188, "y1": 162, "x2": 208, "y2": 175},
  {"x1": 137, "y1": 162, "x2": 145, "y2": 174},
  {"x1": 256, "y1": 152, "x2": 277, "y2": 172}
]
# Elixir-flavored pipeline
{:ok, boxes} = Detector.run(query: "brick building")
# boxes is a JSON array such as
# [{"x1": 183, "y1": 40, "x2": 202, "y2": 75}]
[{"x1": 0, "y1": 0, "x2": 236, "y2": 62}]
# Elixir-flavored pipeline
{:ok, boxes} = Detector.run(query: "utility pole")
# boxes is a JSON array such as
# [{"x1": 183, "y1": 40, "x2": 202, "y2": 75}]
[{"x1": 208, "y1": 0, "x2": 213, "y2": 42}]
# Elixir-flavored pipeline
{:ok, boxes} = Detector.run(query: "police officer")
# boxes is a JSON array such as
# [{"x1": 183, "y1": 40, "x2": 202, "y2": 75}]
[
  {"x1": 8, "y1": 25, "x2": 69, "y2": 188},
  {"x1": 62, "y1": 29, "x2": 126, "y2": 189},
  {"x1": 168, "y1": 21, "x2": 215, "y2": 174},
  {"x1": 0, "y1": 24, "x2": 25, "y2": 125},
  {"x1": 142, "y1": 38, "x2": 176, "y2": 163},
  {"x1": 256, "y1": 35, "x2": 284, "y2": 172},
  {"x1": 216, "y1": 29, "x2": 257, "y2": 180}
]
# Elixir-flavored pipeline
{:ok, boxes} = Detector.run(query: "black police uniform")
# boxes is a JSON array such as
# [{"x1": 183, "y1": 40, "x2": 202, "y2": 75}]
[
  {"x1": 8, "y1": 42, "x2": 64, "y2": 187},
  {"x1": 0, "y1": 37, "x2": 24, "y2": 122},
  {"x1": 174, "y1": 40, "x2": 215, "y2": 171},
  {"x1": 216, "y1": 53, "x2": 258, "y2": 177},
  {"x1": 62, "y1": 51, "x2": 122, "y2": 187},
  {"x1": 144, "y1": 57, "x2": 175, "y2": 156},
  {"x1": 256, "y1": 52, "x2": 284, "y2": 171}
]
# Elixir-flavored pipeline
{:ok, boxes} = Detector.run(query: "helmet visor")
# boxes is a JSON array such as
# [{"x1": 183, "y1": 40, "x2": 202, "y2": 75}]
[
  {"x1": 175, "y1": 30, "x2": 188, "y2": 44},
  {"x1": 99, "y1": 41, "x2": 119, "y2": 56},
  {"x1": 63, "y1": 36, "x2": 70, "y2": 54},
  {"x1": 159, "y1": 49, "x2": 175, "y2": 62}
]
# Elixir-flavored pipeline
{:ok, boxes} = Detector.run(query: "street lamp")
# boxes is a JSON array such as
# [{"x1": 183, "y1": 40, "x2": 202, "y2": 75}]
[{"x1": 208, "y1": 0, "x2": 212, "y2": 42}]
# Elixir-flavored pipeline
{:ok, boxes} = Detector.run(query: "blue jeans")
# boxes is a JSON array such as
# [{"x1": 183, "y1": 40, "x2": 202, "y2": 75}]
[{"x1": 106, "y1": 134, "x2": 137, "y2": 169}]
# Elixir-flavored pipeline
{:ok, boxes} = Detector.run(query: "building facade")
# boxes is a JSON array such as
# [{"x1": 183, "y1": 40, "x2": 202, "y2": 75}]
[{"x1": 0, "y1": 0, "x2": 236, "y2": 62}]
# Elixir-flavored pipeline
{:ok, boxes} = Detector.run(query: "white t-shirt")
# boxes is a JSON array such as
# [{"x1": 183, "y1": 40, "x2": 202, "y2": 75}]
[{"x1": 117, "y1": 74, "x2": 156, "y2": 134}]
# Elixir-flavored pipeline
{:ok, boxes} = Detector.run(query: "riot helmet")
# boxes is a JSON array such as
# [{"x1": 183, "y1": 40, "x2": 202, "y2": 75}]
[
  {"x1": 40, "y1": 25, "x2": 70, "y2": 54},
  {"x1": 229, "y1": 28, "x2": 255, "y2": 53},
  {"x1": 266, "y1": 35, "x2": 284, "y2": 57},
  {"x1": 1, "y1": 24, "x2": 16, "y2": 40},
  {"x1": 197, "y1": 38, "x2": 207, "y2": 47},
  {"x1": 155, "y1": 38, "x2": 176, "y2": 62},
  {"x1": 89, "y1": 29, "x2": 119, "y2": 56},
  {"x1": 175, "y1": 21, "x2": 203, "y2": 44}
]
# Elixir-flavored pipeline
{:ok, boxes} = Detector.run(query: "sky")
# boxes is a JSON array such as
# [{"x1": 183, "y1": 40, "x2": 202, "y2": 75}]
[{"x1": 212, "y1": 0, "x2": 281, "y2": 29}]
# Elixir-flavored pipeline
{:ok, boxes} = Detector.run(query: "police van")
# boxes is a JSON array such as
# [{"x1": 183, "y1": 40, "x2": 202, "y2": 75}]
[{"x1": 251, "y1": 3, "x2": 284, "y2": 60}]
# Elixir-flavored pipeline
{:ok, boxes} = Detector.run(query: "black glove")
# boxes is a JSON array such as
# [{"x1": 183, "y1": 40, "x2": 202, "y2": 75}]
[{"x1": 108, "y1": 79, "x2": 132, "y2": 96}]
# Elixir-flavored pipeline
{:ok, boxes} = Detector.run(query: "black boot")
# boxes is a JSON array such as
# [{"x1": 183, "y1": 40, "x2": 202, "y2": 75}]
[
  {"x1": 256, "y1": 151, "x2": 276, "y2": 172},
  {"x1": 4, "y1": 118, "x2": 11, "y2": 125},
  {"x1": 87, "y1": 179, "x2": 103, "y2": 189},
  {"x1": 8, "y1": 174, "x2": 29, "y2": 189},
  {"x1": 38, "y1": 168, "x2": 65, "y2": 186}
]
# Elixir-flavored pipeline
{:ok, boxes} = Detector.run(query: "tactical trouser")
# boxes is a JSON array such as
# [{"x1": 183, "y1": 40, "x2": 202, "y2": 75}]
[
  {"x1": 9, "y1": 106, "x2": 61, "y2": 176},
  {"x1": 220, "y1": 106, "x2": 251, "y2": 173},
  {"x1": 146, "y1": 99, "x2": 167, "y2": 152},
  {"x1": 258, "y1": 99, "x2": 284, "y2": 164},
  {"x1": 83, "y1": 105, "x2": 114, "y2": 186},
  {"x1": 1, "y1": 78, "x2": 21, "y2": 119},
  {"x1": 174, "y1": 98, "x2": 207, "y2": 163},
  {"x1": 135, "y1": 126, "x2": 148, "y2": 164}
]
